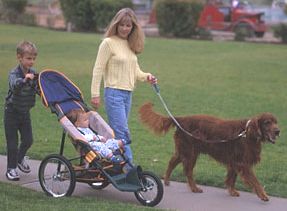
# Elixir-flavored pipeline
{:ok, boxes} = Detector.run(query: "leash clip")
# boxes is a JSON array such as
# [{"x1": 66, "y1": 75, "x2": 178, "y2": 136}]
[{"x1": 152, "y1": 84, "x2": 160, "y2": 94}]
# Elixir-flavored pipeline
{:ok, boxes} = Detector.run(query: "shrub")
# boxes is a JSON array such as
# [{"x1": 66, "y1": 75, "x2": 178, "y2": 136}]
[
  {"x1": 0, "y1": 0, "x2": 28, "y2": 23},
  {"x1": 156, "y1": 0, "x2": 203, "y2": 38},
  {"x1": 197, "y1": 27, "x2": 213, "y2": 40},
  {"x1": 1, "y1": 0, "x2": 27, "y2": 13},
  {"x1": 19, "y1": 13, "x2": 36, "y2": 26},
  {"x1": 59, "y1": 0, "x2": 132, "y2": 32},
  {"x1": 91, "y1": 0, "x2": 132, "y2": 31},
  {"x1": 234, "y1": 29, "x2": 246, "y2": 41},
  {"x1": 273, "y1": 23, "x2": 287, "y2": 44},
  {"x1": 234, "y1": 23, "x2": 254, "y2": 41},
  {"x1": 59, "y1": 0, "x2": 96, "y2": 31}
]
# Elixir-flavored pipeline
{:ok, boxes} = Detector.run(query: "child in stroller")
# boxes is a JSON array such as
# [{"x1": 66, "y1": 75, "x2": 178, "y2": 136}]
[
  {"x1": 66, "y1": 109, "x2": 126, "y2": 164},
  {"x1": 37, "y1": 70, "x2": 163, "y2": 206}
]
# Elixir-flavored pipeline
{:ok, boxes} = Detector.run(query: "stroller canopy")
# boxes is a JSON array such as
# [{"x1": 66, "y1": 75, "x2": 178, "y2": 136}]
[{"x1": 38, "y1": 69, "x2": 86, "y2": 115}]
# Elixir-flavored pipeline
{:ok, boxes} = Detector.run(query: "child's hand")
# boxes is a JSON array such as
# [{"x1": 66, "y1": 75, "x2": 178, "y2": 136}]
[
  {"x1": 100, "y1": 136, "x2": 107, "y2": 142},
  {"x1": 24, "y1": 73, "x2": 35, "y2": 81}
]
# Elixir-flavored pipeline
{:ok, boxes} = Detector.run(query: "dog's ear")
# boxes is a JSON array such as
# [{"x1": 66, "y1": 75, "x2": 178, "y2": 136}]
[{"x1": 247, "y1": 117, "x2": 262, "y2": 139}]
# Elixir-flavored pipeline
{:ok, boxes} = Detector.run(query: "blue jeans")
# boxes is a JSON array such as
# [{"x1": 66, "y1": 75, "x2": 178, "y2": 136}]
[{"x1": 104, "y1": 88, "x2": 133, "y2": 162}]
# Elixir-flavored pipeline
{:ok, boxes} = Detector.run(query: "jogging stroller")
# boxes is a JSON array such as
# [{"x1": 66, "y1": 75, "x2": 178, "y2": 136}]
[{"x1": 37, "y1": 70, "x2": 163, "y2": 207}]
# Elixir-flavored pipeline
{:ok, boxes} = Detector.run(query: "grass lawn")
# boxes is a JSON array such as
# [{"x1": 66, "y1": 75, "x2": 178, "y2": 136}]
[
  {"x1": 0, "y1": 182, "x2": 161, "y2": 211},
  {"x1": 0, "y1": 24, "x2": 287, "y2": 200}
]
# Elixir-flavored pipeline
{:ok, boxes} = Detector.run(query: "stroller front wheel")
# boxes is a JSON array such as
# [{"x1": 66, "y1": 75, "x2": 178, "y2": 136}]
[
  {"x1": 134, "y1": 171, "x2": 163, "y2": 207},
  {"x1": 38, "y1": 154, "x2": 76, "y2": 197}
]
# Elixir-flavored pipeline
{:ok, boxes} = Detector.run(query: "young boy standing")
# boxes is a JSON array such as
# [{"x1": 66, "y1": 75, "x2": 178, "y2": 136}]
[{"x1": 4, "y1": 41, "x2": 39, "y2": 181}]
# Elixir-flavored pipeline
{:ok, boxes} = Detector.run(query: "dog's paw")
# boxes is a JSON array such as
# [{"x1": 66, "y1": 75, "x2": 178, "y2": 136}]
[
  {"x1": 260, "y1": 193, "x2": 269, "y2": 202},
  {"x1": 255, "y1": 188, "x2": 269, "y2": 201},
  {"x1": 164, "y1": 180, "x2": 170, "y2": 186},
  {"x1": 191, "y1": 186, "x2": 203, "y2": 193},
  {"x1": 163, "y1": 175, "x2": 170, "y2": 186},
  {"x1": 228, "y1": 189, "x2": 240, "y2": 197}
]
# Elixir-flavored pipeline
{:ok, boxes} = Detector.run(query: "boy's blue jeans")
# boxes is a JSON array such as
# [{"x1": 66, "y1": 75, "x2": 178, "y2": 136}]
[{"x1": 104, "y1": 88, "x2": 133, "y2": 162}]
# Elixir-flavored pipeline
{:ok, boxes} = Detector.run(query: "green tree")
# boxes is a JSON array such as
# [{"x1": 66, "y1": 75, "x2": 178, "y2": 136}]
[
  {"x1": 59, "y1": 0, "x2": 132, "y2": 32},
  {"x1": 156, "y1": 0, "x2": 203, "y2": 38},
  {"x1": 0, "y1": 0, "x2": 28, "y2": 23},
  {"x1": 59, "y1": 0, "x2": 96, "y2": 31},
  {"x1": 272, "y1": 1, "x2": 287, "y2": 43}
]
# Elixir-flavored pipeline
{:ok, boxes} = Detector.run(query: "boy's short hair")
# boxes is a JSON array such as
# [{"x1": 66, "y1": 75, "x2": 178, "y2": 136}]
[{"x1": 16, "y1": 40, "x2": 37, "y2": 56}]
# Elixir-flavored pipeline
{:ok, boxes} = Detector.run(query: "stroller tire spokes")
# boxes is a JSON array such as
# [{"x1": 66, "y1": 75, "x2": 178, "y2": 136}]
[
  {"x1": 38, "y1": 154, "x2": 76, "y2": 197},
  {"x1": 134, "y1": 171, "x2": 164, "y2": 207}
]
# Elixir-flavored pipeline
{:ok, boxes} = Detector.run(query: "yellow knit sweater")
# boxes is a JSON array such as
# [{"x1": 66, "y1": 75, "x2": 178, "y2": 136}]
[{"x1": 91, "y1": 36, "x2": 150, "y2": 97}]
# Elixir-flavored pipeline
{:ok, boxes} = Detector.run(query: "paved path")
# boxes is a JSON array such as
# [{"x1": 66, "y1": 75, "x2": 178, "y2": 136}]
[{"x1": 1, "y1": 155, "x2": 287, "y2": 211}]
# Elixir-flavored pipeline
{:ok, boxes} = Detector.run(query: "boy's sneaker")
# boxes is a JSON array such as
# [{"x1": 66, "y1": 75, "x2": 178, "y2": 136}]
[
  {"x1": 6, "y1": 169, "x2": 20, "y2": 181},
  {"x1": 110, "y1": 155, "x2": 124, "y2": 164},
  {"x1": 18, "y1": 156, "x2": 31, "y2": 173}
]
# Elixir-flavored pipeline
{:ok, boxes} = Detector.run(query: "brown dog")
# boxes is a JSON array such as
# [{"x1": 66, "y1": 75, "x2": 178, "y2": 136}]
[{"x1": 139, "y1": 102, "x2": 280, "y2": 201}]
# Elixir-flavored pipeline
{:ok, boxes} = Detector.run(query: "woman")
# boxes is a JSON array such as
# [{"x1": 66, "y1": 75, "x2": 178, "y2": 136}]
[{"x1": 90, "y1": 8, "x2": 157, "y2": 163}]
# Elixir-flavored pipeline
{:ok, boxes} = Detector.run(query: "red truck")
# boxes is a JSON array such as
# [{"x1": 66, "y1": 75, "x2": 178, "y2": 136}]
[{"x1": 198, "y1": 1, "x2": 266, "y2": 37}]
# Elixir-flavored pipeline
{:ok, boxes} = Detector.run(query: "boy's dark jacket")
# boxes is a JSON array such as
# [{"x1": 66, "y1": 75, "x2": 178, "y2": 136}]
[{"x1": 5, "y1": 65, "x2": 39, "y2": 113}]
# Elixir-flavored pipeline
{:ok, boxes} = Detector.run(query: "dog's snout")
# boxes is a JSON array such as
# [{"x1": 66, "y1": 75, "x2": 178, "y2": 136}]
[{"x1": 274, "y1": 128, "x2": 280, "y2": 136}]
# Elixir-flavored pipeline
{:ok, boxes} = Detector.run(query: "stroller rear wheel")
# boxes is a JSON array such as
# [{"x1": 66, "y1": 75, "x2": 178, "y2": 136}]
[
  {"x1": 134, "y1": 171, "x2": 163, "y2": 207},
  {"x1": 38, "y1": 154, "x2": 76, "y2": 197}
]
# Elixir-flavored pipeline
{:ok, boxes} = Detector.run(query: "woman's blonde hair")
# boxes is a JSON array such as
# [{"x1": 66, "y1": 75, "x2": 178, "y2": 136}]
[{"x1": 105, "y1": 8, "x2": 145, "y2": 54}]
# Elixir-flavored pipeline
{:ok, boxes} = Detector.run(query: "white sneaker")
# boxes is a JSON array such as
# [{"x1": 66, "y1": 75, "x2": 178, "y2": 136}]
[
  {"x1": 6, "y1": 168, "x2": 20, "y2": 181},
  {"x1": 18, "y1": 156, "x2": 31, "y2": 173}
]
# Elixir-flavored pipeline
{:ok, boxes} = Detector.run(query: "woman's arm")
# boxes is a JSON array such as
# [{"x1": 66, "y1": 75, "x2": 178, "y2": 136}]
[{"x1": 91, "y1": 39, "x2": 112, "y2": 109}]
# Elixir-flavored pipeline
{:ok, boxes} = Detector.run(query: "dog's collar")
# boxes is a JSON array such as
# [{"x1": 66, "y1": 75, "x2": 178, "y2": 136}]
[
  {"x1": 238, "y1": 119, "x2": 251, "y2": 138},
  {"x1": 246, "y1": 119, "x2": 251, "y2": 129}
]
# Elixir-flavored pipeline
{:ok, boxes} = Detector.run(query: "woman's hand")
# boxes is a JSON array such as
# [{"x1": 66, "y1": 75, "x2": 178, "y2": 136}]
[
  {"x1": 91, "y1": 97, "x2": 101, "y2": 110},
  {"x1": 147, "y1": 74, "x2": 157, "y2": 84}
]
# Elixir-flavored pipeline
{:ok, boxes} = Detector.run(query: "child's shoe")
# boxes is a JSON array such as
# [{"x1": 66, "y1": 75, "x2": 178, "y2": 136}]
[
  {"x1": 18, "y1": 156, "x2": 31, "y2": 173},
  {"x1": 110, "y1": 155, "x2": 124, "y2": 164},
  {"x1": 6, "y1": 168, "x2": 20, "y2": 181},
  {"x1": 113, "y1": 148, "x2": 123, "y2": 156}
]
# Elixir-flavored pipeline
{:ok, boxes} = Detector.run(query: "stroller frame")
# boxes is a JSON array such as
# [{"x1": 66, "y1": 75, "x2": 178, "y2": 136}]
[{"x1": 37, "y1": 70, "x2": 163, "y2": 207}]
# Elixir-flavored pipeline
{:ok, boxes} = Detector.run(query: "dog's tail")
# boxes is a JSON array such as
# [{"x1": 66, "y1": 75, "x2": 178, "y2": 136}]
[{"x1": 139, "y1": 102, "x2": 174, "y2": 135}]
